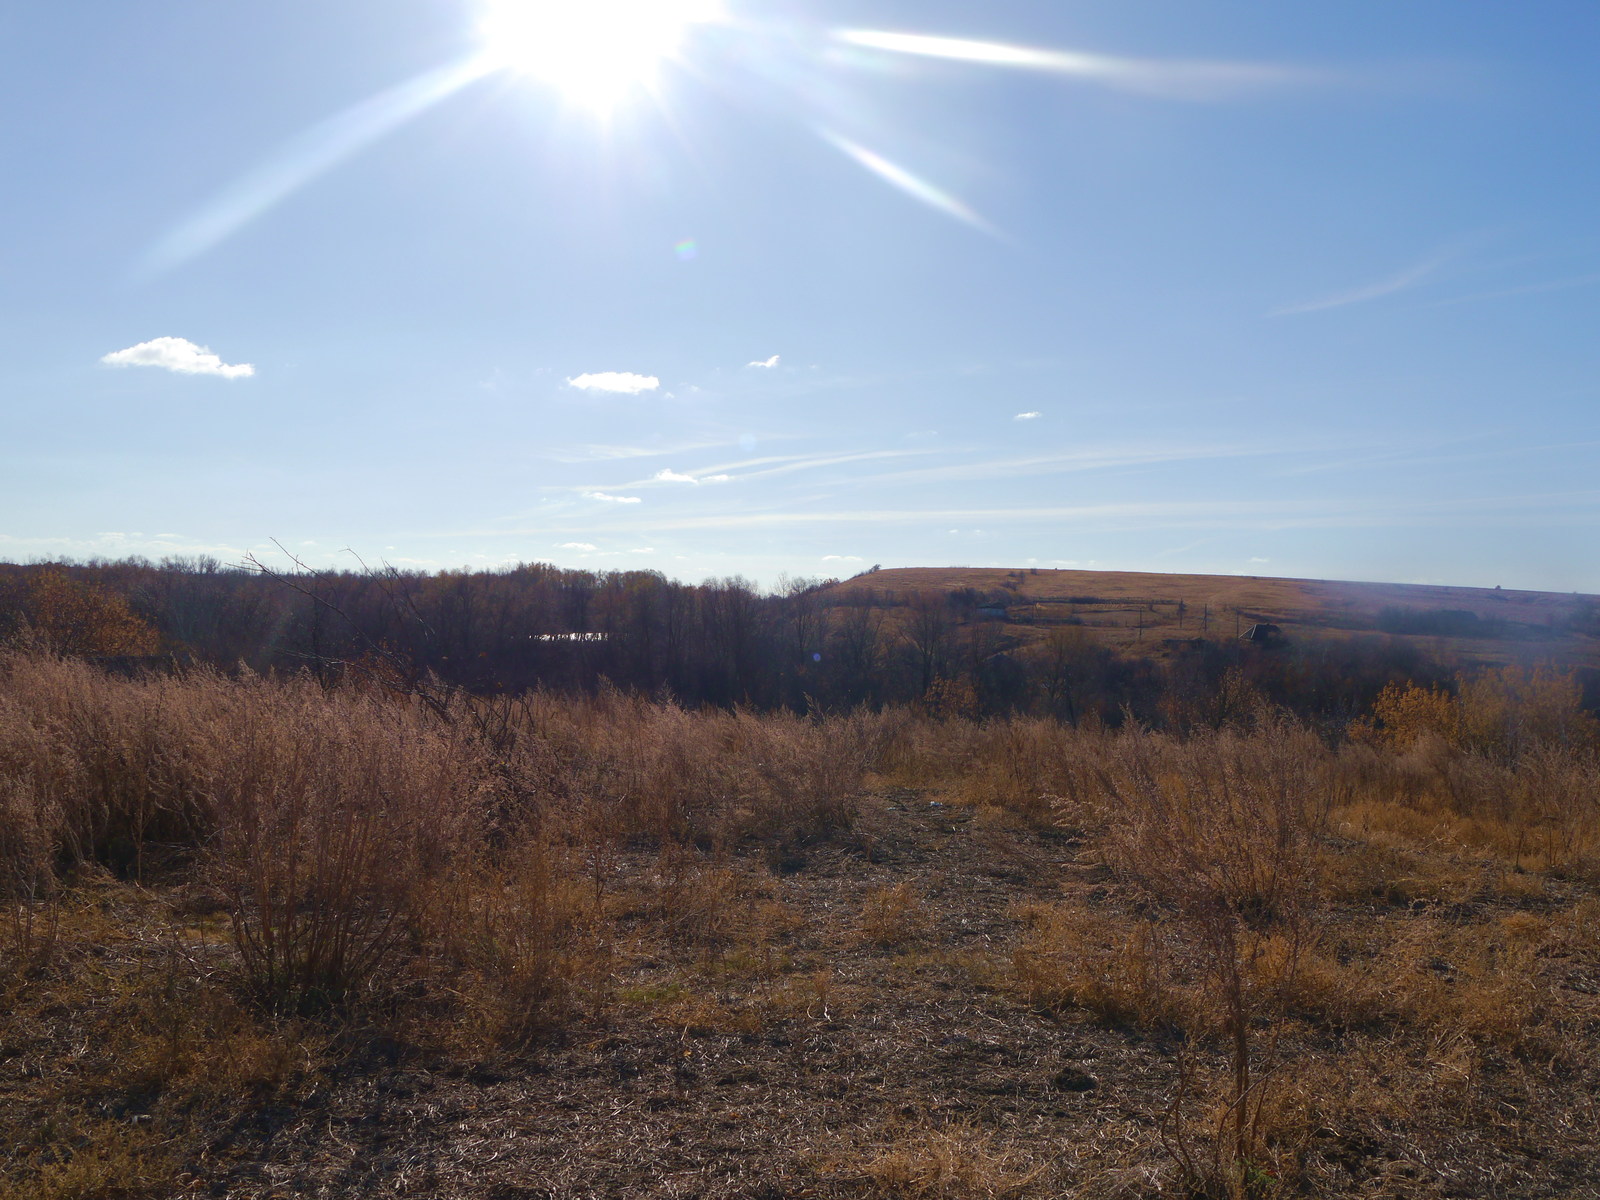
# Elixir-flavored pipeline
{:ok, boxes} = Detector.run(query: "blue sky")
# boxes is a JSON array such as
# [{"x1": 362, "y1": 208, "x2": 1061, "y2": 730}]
[{"x1": 3, "y1": 1, "x2": 1597, "y2": 590}]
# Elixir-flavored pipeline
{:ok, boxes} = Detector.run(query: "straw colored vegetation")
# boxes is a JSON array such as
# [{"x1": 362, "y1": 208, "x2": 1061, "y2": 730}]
[{"x1": 2, "y1": 648, "x2": 1598, "y2": 1199}]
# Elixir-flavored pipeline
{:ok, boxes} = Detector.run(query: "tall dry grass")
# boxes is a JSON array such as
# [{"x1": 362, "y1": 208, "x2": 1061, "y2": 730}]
[{"x1": 0, "y1": 649, "x2": 883, "y2": 1018}]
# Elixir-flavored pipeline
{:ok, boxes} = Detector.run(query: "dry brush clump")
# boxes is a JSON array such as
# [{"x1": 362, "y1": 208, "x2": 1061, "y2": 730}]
[
  {"x1": 200, "y1": 678, "x2": 490, "y2": 1012},
  {"x1": 0, "y1": 649, "x2": 885, "y2": 1023},
  {"x1": 1095, "y1": 724, "x2": 1328, "y2": 1193},
  {"x1": 0, "y1": 651, "x2": 221, "y2": 878},
  {"x1": 466, "y1": 687, "x2": 885, "y2": 852}
]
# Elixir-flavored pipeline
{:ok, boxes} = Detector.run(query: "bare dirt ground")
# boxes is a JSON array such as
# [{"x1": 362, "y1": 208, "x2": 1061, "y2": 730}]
[{"x1": 10, "y1": 787, "x2": 1589, "y2": 1199}]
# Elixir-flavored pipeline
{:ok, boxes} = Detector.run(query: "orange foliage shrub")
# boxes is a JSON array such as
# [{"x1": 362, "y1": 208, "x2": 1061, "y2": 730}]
[
  {"x1": 1353, "y1": 667, "x2": 1598, "y2": 759},
  {"x1": 10, "y1": 569, "x2": 159, "y2": 657}
]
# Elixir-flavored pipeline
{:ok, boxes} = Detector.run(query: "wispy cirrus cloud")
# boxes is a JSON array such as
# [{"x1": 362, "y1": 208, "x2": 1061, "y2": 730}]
[
  {"x1": 692, "y1": 447, "x2": 938, "y2": 484},
  {"x1": 0, "y1": 530, "x2": 255, "y2": 560},
  {"x1": 1273, "y1": 250, "x2": 1454, "y2": 316},
  {"x1": 842, "y1": 443, "x2": 1287, "y2": 490},
  {"x1": 567, "y1": 371, "x2": 660, "y2": 394},
  {"x1": 101, "y1": 336, "x2": 254, "y2": 379},
  {"x1": 484, "y1": 489, "x2": 1600, "y2": 537},
  {"x1": 575, "y1": 449, "x2": 934, "y2": 494},
  {"x1": 539, "y1": 437, "x2": 740, "y2": 464},
  {"x1": 1417, "y1": 270, "x2": 1600, "y2": 310}
]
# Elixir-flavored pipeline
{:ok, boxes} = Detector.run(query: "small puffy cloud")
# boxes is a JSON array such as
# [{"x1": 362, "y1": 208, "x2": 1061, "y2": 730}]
[
  {"x1": 559, "y1": 542, "x2": 598, "y2": 552},
  {"x1": 628, "y1": 547, "x2": 656, "y2": 554},
  {"x1": 653, "y1": 468, "x2": 733, "y2": 485},
  {"x1": 101, "y1": 336, "x2": 254, "y2": 379},
  {"x1": 1013, "y1": 411, "x2": 1041, "y2": 421},
  {"x1": 747, "y1": 355, "x2": 780, "y2": 368},
  {"x1": 567, "y1": 371, "x2": 659, "y2": 394},
  {"x1": 583, "y1": 491, "x2": 642, "y2": 504},
  {"x1": 822, "y1": 554, "x2": 863, "y2": 562}
]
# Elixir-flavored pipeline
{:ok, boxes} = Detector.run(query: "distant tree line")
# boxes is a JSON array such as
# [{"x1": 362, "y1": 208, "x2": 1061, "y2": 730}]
[{"x1": 1, "y1": 558, "x2": 1592, "y2": 732}]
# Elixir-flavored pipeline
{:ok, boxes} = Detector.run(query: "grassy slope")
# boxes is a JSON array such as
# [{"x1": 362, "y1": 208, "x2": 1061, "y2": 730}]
[{"x1": 825, "y1": 567, "x2": 1600, "y2": 667}]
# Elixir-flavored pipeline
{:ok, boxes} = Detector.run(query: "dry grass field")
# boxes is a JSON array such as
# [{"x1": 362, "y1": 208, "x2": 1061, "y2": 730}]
[
  {"x1": 3, "y1": 649, "x2": 1599, "y2": 1199},
  {"x1": 827, "y1": 567, "x2": 1600, "y2": 669}
]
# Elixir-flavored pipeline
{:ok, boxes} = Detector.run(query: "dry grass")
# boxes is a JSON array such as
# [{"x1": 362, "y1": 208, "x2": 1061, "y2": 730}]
[
  {"x1": 2, "y1": 647, "x2": 1599, "y2": 1197},
  {"x1": 859, "y1": 881, "x2": 933, "y2": 948},
  {"x1": 837, "y1": 1123, "x2": 1044, "y2": 1198},
  {"x1": 828, "y1": 565, "x2": 1600, "y2": 667}
]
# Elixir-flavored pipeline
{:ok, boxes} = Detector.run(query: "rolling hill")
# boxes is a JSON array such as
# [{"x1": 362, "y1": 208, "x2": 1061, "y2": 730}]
[{"x1": 824, "y1": 567, "x2": 1600, "y2": 670}]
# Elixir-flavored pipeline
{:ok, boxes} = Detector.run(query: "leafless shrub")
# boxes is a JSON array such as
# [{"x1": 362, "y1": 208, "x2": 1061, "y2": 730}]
[
  {"x1": 200, "y1": 680, "x2": 486, "y2": 1012},
  {"x1": 1093, "y1": 721, "x2": 1329, "y2": 1194},
  {"x1": 432, "y1": 835, "x2": 596, "y2": 1047},
  {"x1": 1011, "y1": 901, "x2": 1185, "y2": 1030}
]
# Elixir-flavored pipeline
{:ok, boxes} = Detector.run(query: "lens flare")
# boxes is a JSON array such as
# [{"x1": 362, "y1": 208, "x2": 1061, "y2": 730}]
[
  {"x1": 834, "y1": 29, "x2": 1313, "y2": 100},
  {"x1": 141, "y1": 57, "x2": 491, "y2": 277},
  {"x1": 480, "y1": 0, "x2": 722, "y2": 110},
  {"x1": 819, "y1": 131, "x2": 998, "y2": 237}
]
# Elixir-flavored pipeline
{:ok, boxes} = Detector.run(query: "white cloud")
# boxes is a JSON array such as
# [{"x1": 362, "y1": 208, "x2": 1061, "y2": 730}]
[
  {"x1": 583, "y1": 491, "x2": 642, "y2": 504},
  {"x1": 559, "y1": 542, "x2": 598, "y2": 552},
  {"x1": 653, "y1": 468, "x2": 733, "y2": 485},
  {"x1": 628, "y1": 547, "x2": 656, "y2": 554},
  {"x1": 1014, "y1": 411, "x2": 1041, "y2": 421},
  {"x1": 747, "y1": 355, "x2": 780, "y2": 368},
  {"x1": 1249, "y1": 556, "x2": 1271, "y2": 563},
  {"x1": 100, "y1": 336, "x2": 254, "y2": 379},
  {"x1": 567, "y1": 371, "x2": 660, "y2": 394},
  {"x1": 822, "y1": 554, "x2": 864, "y2": 562}
]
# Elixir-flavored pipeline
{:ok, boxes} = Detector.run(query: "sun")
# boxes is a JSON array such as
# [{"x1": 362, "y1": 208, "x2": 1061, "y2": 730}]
[{"x1": 479, "y1": 0, "x2": 722, "y2": 110}]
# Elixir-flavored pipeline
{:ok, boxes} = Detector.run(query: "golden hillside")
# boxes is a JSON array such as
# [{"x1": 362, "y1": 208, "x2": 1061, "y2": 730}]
[{"x1": 825, "y1": 566, "x2": 1600, "y2": 667}]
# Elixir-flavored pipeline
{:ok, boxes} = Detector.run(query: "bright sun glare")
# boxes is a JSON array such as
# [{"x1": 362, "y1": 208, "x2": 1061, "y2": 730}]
[{"x1": 480, "y1": 0, "x2": 721, "y2": 109}]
